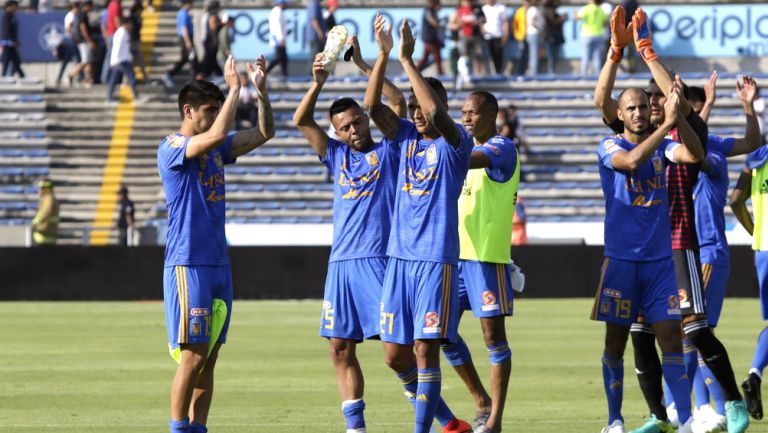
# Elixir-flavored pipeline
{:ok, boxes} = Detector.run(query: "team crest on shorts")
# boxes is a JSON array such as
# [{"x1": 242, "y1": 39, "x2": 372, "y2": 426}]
[
  {"x1": 667, "y1": 295, "x2": 681, "y2": 314},
  {"x1": 190, "y1": 318, "x2": 202, "y2": 337},
  {"x1": 481, "y1": 291, "x2": 500, "y2": 312},
  {"x1": 423, "y1": 312, "x2": 441, "y2": 334},
  {"x1": 601, "y1": 301, "x2": 612, "y2": 315},
  {"x1": 366, "y1": 151, "x2": 380, "y2": 169},
  {"x1": 678, "y1": 288, "x2": 690, "y2": 308}
]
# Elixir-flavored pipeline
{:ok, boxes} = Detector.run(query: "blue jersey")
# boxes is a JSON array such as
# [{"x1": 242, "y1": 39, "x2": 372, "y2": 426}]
[
  {"x1": 158, "y1": 132, "x2": 235, "y2": 266},
  {"x1": 387, "y1": 120, "x2": 474, "y2": 264},
  {"x1": 598, "y1": 134, "x2": 680, "y2": 261},
  {"x1": 474, "y1": 135, "x2": 518, "y2": 182},
  {"x1": 321, "y1": 120, "x2": 413, "y2": 262},
  {"x1": 694, "y1": 135, "x2": 734, "y2": 267}
]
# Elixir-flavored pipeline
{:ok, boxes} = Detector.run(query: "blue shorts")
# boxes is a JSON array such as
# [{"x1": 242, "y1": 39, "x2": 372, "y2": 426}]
[
  {"x1": 591, "y1": 257, "x2": 681, "y2": 325},
  {"x1": 380, "y1": 258, "x2": 460, "y2": 345},
  {"x1": 756, "y1": 251, "x2": 768, "y2": 320},
  {"x1": 701, "y1": 262, "x2": 729, "y2": 327},
  {"x1": 163, "y1": 265, "x2": 233, "y2": 350},
  {"x1": 458, "y1": 260, "x2": 514, "y2": 318},
  {"x1": 319, "y1": 257, "x2": 386, "y2": 341}
]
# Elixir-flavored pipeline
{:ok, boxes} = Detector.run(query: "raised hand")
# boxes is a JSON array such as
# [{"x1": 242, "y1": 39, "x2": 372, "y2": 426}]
[
  {"x1": 736, "y1": 75, "x2": 758, "y2": 106},
  {"x1": 374, "y1": 13, "x2": 393, "y2": 54},
  {"x1": 347, "y1": 35, "x2": 365, "y2": 67},
  {"x1": 223, "y1": 55, "x2": 240, "y2": 90},
  {"x1": 664, "y1": 83, "x2": 680, "y2": 126},
  {"x1": 247, "y1": 54, "x2": 267, "y2": 94},
  {"x1": 312, "y1": 52, "x2": 329, "y2": 85},
  {"x1": 608, "y1": 6, "x2": 632, "y2": 62},
  {"x1": 399, "y1": 20, "x2": 415, "y2": 61},
  {"x1": 705, "y1": 70, "x2": 718, "y2": 105},
  {"x1": 632, "y1": 8, "x2": 658, "y2": 63}
]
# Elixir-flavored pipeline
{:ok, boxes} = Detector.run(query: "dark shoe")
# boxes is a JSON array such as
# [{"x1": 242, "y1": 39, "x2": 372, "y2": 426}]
[{"x1": 741, "y1": 372, "x2": 763, "y2": 420}]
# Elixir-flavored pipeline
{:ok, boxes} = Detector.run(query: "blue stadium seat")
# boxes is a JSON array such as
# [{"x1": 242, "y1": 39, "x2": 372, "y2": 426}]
[
  {"x1": 300, "y1": 166, "x2": 326, "y2": 175},
  {"x1": 298, "y1": 215, "x2": 324, "y2": 223},
  {"x1": 254, "y1": 201, "x2": 281, "y2": 210},
  {"x1": 226, "y1": 166, "x2": 246, "y2": 175},
  {"x1": 306, "y1": 201, "x2": 332, "y2": 210},
  {"x1": 239, "y1": 184, "x2": 265, "y2": 192},
  {"x1": 282, "y1": 201, "x2": 307, "y2": 210},
  {"x1": 275, "y1": 167, "x2": 298, "y2": 175},
  {"x1": 263, "y1": 184, "x2": 289, "y2": 192},
  {"x1": 226, "y1": 202, "x2": 255, "y2": 211},
  {"x1": 272, "y1": 216, "x2": 299, "y2": 223},
  {"x1": 245, "y1": 216, "x2": 273, "y2": 223}
]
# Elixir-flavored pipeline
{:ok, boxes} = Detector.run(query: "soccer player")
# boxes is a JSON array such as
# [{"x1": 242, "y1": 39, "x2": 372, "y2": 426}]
[
  {"x1": 730, "y1": 131, "x2": 768, "y2": 424},
  {"x1": 592, "y1": 86, "x2": 702, "y2": 433},
  {"x1": 368, "y1": 18, "x2": 474, "y2": 433},
  {"x1": 443, "y1": 90, "x2": 520, "y2": 433},
  {"x1": 684, "y1": 75, "x2": 761, "y2": 432},
  {"x1": 595, "y1": 8, "x2": 750, "y2": 433},
  {"x1": 157, "y1": 55, "x2": 274, "y2": 433}
]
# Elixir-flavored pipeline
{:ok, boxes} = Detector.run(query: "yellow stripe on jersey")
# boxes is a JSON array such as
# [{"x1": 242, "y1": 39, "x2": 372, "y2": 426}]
[{"x1": 591, "y1": 258, "x2": 610, "y2": 320}]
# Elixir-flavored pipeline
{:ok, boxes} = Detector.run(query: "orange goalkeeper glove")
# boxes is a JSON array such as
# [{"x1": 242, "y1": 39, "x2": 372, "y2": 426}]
[
  {"x1": 632, "y1": 8, "x2": 658, "y2": 63},
  {"x1": 608, "y1": 6, "x2": 632, "y2": 63}
]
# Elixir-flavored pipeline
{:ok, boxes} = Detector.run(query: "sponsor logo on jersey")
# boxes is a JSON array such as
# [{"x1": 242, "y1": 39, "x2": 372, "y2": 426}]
[
  {"x1": 366, "y1": 151, "x2": 380, "y2": 168},
  {"x1": 426, "y1": 144, "x2": 437, "y2": 165},
  {"x1": 190, "y1": 308, "x2": 209, "y2": 317},
  {"x1": 424, "y1": 312, "x2": 440, "y2": 327},
  {"x1": 483, "y1": 143, "x2": 502, "y2": 155},
  {"x1": 603, "y1": 288, "x2": 622, "y2": 298},
  {"x1": 603, "y1": 139, "x2": 620, "y2": 154},
  {"x1": 667, "y1": 294, "x2": 681, "y2": 315},
  {"x1": 677, "y1": 288, "x2": 688, "y2": 303},
  {"x1": 167, "y1": 134, "x2": 186, "y2": 148}
]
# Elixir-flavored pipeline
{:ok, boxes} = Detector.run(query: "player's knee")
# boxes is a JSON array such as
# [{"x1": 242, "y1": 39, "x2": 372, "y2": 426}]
[
  {"x1": 179, "y1": 345, "x2": 208, "y2": 371},
  {"x1": 480, "y1": 317, "x2": 507, "y2": 348},
  {"x1": 683, "y1": 319, "x2": 722, "y2": 359},
  {"x1": 383, "y1": 346, "x2": 411, "y2": 372},
  {"x1": 441, "y1": 336, "x2": 472, "y2": 367},
  {"x1": 328, "y1": 339, "x2": 354, "y2": 364},
  {"x1": 414, "y1": 340, "x2": 440, "y2": 365},
  {"x1": 487, "y1": 340, "x2": 511, "y2": 365}
]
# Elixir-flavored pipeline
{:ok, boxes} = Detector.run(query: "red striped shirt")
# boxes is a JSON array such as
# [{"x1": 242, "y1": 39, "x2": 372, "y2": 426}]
[{"x1": 666, "y1": 127, "x2": 700, "y2": 250}]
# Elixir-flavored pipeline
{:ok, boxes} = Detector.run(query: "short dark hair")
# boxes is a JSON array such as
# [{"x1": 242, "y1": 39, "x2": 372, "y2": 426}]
[
  {"x1": 469, "y1": 91, "x2": 499, "y2": 116},
  {"x1": 688, "y1": 86, "x2": 706, "y2": 105},
  {"x1": 177, "y1": 80, "x2": 225, "y2": 119},
  {"x1": 410, "y1": 77, "x2": 448, "y2": 107},
  {"x1": 329, "y1": 97, "x2": 361, "y2": 117}
]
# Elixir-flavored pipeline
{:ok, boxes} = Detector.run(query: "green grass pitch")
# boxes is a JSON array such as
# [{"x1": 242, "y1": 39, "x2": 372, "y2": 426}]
[{"x1": 2, "y1": 299, "x2": 768, "y2": 432}]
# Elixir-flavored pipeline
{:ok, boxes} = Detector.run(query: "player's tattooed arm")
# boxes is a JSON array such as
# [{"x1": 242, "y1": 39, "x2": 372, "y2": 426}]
[
  {"x1": 730, "y1": 76, "x2": 761, "y2": 156},
  {"x1": 350, "y1": 35, "x2": 407, "y2": 118},
  {"x1": 365, "y1": 14, "x2": 401, "y2": 140},
  {"x1": 399, "y1": 20, "x2": 460, "y2": 147},
  {"x1": 186, "y1": 56, "x2": 241, "y2": 159},
  {"x1": 293, "y1": 53, "x2": 330, "y2": 158},
  {"x1": 594, "y1": 52, "x2": 620, "y2": 124},
  {"x1": 730, "y1": 167, "x2": 754, "y2": 235},
  {"x1": 231, "y1": 55, "x2": 275, "y2": 157}
]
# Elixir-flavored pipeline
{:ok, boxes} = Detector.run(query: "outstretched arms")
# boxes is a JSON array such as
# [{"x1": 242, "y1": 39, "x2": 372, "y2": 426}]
[
  {"x1": 364, "y1": 14, "x2": 401, "y2": 140},
  {"x1": 729, "y1": 76, "x2": 762, "y2": 156},
  {"x1": 594, "y1": 6, "x2": 632, "y2": 124},
  {"x1": 349, "y1": 35, "x2": 407, "y2": 118}
]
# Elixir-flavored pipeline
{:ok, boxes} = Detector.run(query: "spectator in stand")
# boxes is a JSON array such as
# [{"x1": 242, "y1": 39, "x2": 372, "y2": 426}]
[
  {"x1": 197, "y1": 1, "x2": 222, "y2": 80},
  {"x1": 455, "y1": 0, "x2": 485, "y2": 76},
  {"x1": 218, "y1": 14, "x2": 232, "y2": 65},
  {"x1": 542, "y1": 0, "x2": 566, "y2": 74},
  {"x1": 305, "y1": 0, "x2": 326, "y2": 56},
  {"x1": 323, "y1": 0, "x2": 337, "y2": 30},
  {"x1": 511, "y1": 0, "x2": 529, "y2": 75},
  {"x1": 525, "y1": 0, "x2": 542, "y2": 76},
  {"x1": 266, "y1": 0, "x2": 289, "y2": 79},
  {"x1": 417, "y1": 0, "x2": 444, "y2": 75},
  {"x1": 101, "y1": 0, "x2": 121, "y2": 84},
  {"x1": 499, "y1": 104, "x2": 531, "y2": 153},
  {"x1": 482, "y1": 0, "x2": 508, "y2": 75},
  {"x1": 128, "y1": 0, "x2": 147, "y2": 81},
  {"x1": 163, "y1": 0, "x2": 195, "y2": 87},
  {"x1": 106, "y1": 16, "x2": 139, "y2": 103},
  {"x1": 511, "y1": 197, "x2": 528, "y2": 246},
  {"x1": 235, "y1": 72, "x2": 258, "y2": 130},
  {"x1": 117, "y1": 186, "x2": 134, "y2": 246},
  {"x1": 56, "y1": 1, "x2": 81, "y2": 87},
  {"x1": 575, "y1": 0, "x2": 608, "y2": 77},
  {"x1": 70, "y1": 0, "x2": 95, "y2": 87},
  {"x1": 1, "y1": 0, "x2": 24, "y2": 78},
  {"x1": 32, "y1": 179, "x2": 59, "y2": 246},
  {"x1": 447, "y1": 6, "x2": 461, "y2": 79}
]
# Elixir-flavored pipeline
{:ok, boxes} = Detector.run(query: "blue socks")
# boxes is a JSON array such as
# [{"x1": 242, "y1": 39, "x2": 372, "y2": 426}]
[
  {"x1": 698, "y1": 354, "x2": 726, "y2": 415},
  {"x1": 414, "y1": 368, "x2": 442, "y2": 433},
  {"x1": 683, "y1": 340, "x2": 698, "y2": 395},
  {"x1": 169, "y1": 418, "x2": 189, "y2": 433},
  {"x1": 189, "y1": 423, "x2": 207, "y2": 433},
  {"x1": 751, "y1": 326, "x2": 768, "y2": 374},
  {"x1": 661, "y1": 352, "x2": 692, "y2": 424},
  {"x1": 693, "y1": 359, "x2": 710, "y2": 410},
  {"x1": 397, "y1": 365, "x2": 454, "y2": 427},
  {"x1": 342, "y1": 399, "x2": 366, "y2": 430},
  {"x1": 442, "y1": 336, "x2": 472, "y2": 367},
  {"x1": 488, "y1": 341, "x2": 512, "y2": 364},
  {"x1": 602, "y1": 353, "x2": 624, "y2": 424}
]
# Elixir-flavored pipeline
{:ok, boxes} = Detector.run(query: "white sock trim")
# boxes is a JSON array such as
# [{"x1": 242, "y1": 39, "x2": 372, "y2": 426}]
[
  {"x1": 749, "y1": 368, "x2": 762, "y2": 378},
  {"x1": 341, "y1": 398, "x2": 363, "y2": 411}
]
